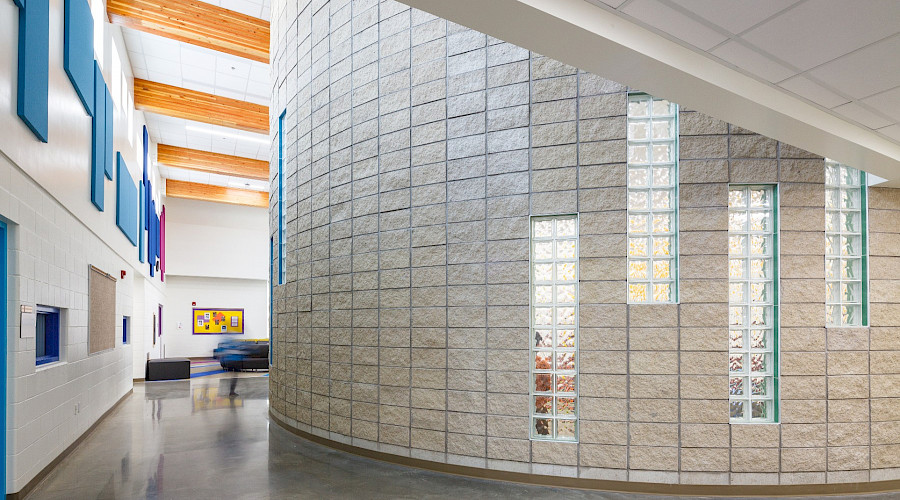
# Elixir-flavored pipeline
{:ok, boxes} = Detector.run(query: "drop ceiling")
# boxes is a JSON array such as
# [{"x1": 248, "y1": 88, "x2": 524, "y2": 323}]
[
  {"x1": 588, "y1": 0, "x2": 900, "y2": 144},
  {"x1": 118, "y1": 0, "x2": 272, "y2": 197}
]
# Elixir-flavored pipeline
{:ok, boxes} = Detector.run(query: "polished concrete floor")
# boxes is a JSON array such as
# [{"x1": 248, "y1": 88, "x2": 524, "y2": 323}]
[{"x1": 25, "y1": 376, "x2": 900, "y2": 499}]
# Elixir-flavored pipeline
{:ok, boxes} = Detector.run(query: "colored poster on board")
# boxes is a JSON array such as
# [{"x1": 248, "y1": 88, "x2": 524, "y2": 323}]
[{"x1": 192, "y1": 309, "x2": 244, "y2": 335}]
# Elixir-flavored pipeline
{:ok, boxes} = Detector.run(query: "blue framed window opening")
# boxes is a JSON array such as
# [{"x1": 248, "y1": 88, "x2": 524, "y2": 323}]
[
  {"x1": 36, "y1": 305, "x2": 61, "y2": 365},
  {"x1": 123, "y1": 315, "x2": 130, "y2": 344}
]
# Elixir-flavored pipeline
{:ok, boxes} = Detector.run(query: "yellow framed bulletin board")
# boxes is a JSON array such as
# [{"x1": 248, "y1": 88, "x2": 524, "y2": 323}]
[{"x1": 193, "y1": 308, "x2": 244, "y2": 334}]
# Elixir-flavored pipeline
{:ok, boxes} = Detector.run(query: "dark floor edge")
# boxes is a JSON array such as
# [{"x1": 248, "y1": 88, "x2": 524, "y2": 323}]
[
  {"x1": 8, "y1": 389, "x2": 134, "y2": 500},
  {"x1": 269, "y1": 409, "x2": 900, "y2": 498}
]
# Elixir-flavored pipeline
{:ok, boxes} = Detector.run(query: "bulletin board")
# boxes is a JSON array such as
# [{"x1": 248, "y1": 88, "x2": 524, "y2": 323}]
[
  {"x1": 192, "y1": 308, "x2": 244, "y2": 335},
  {"x1": 89, "y1": 265, "x2": 117, "y2": 353}
]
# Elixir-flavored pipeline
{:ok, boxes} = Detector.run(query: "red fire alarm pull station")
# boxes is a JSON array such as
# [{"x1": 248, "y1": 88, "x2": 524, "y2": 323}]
[
  {"x1": 121, "y1": 270, "x2": 127, "y2": 279},
  {"x1": 192, "y1": 302, "x2": 196, "y2": 307}
]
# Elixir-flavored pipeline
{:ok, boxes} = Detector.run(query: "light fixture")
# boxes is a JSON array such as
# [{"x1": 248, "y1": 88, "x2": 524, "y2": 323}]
[
  {"x1": 228, "y1": 181, "x2": 252, "y2": 188},
  {"x1": 185, "y1": 125, "x2": 270, "y2": 145}
]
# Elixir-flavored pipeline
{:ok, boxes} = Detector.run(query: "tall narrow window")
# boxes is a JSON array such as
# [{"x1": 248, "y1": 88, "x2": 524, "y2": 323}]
[
  {"x1": 825, "y1": 160, "x2": 867, "y2": 327},
  {"x1": 728, "y1": 185, "x2": 778, "y2": 423},
  {"x1": 626, "y1": 94, "x2": 678, "y2": 303},
  {"x1": 531, "y1": 215, "x2": 578, "y2": 441},
  {"x1": 278, "y1": 110, "x2": 286, "y2": 285}
]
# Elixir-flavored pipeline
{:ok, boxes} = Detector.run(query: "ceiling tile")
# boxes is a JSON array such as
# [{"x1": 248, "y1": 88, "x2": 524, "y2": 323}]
[
  {"x1": 180, "y1": 48, "x2": 218, "y2": 71},
  {"x1": 667, "y1": 0, "x2": 800, "y2": 35},
  {"x1": 621, "y1": 0, "x2": 729, "y2": 51},
  {"x1": 861, "y1": 86, "x2": 900, "y2": 122},
  {"x1": 144, "y1": 55, "x2": 182, "y2": 78},
  {"x1": 877, "y1": 124, "x2": 900, "y2": 142},
  {"x1": 711, "y1": 40, "x2": 795, "y2": 83},
  {"x1": 741, "y1": 0, "x2": 900, "y2": 71},
  {"x1": 832, "y1": 102, "x2": 893, "y2": 129},
  {"x1": 585, "y1": 0, "x2": 629, "y2": 8},
  {"x1": 807, "y1": 35, "x2": 900, "y2": 100},
  {"x1": 778, "y1": 75, "x2": 850, "y2": 108},
  {"x1": 216, "y1": 73, "x2": 249, "y2": 92}
]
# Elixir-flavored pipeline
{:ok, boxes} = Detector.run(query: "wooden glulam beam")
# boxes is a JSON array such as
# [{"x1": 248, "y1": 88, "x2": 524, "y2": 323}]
[
  {"x1": 133, "y1": 78, "x2": 269, "y2": 134},
  {"x1": 107, "y1": 0, "x2": 269, "y2": 63},
  {"x1": 165, "y1": 179, "x2": 268, "y2": 208},
  {"x1": 158, "y1": 144, "x2": 269, "y2": 181}
]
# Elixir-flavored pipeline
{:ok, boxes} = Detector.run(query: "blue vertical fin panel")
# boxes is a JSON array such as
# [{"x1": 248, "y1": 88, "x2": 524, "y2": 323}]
[
  {"x1": 138, "y1": 185, "x2": 145, "y2": 262},
  {"x1": 104, "y1": 87, "x2": 114, "y2": 180},
  {"x1": 90, "y1": 62, "x2": 106, "y2": 211},
  {"x1": 13, "y1": 0, "x2": 25, "y2": 9},
  {"x1": 16, "y1": 0, "x2": 49, "y2": 142},
  {"x1": 63, "y1": 0, "x2": 93, "y2": 116},
  {"x1": 115, "y1": 153, "x2": 139, "y2": 246}
]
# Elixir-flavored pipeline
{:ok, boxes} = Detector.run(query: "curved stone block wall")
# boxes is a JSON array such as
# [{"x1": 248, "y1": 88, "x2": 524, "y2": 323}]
[{"x1": 268, "y1": 0, "x2": 900, "y2": 488}]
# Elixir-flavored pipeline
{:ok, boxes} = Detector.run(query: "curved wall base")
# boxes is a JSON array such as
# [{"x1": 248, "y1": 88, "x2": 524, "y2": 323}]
[{"x1": 270, "y1": 409, "x2": 900, "y2": 497}]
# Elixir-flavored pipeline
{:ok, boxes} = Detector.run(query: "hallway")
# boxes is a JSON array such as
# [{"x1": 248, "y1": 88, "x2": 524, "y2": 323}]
[{"x1": 22, "y1": 376, "x2": 899, "y2": 500}]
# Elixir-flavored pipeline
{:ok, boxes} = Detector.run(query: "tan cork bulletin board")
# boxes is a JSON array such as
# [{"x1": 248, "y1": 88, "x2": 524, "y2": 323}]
[{"x1": 89, "y1": 265, "x2": 117, "y2": 354}]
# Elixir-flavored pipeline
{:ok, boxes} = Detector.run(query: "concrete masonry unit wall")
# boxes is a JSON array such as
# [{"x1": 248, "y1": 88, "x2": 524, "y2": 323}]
[
  {"x1": 268, "y1": 0, "x2": 900, "y2": 487},
  {"x1": 1, "y1": 0, "x2": 164, "y2": 492}
]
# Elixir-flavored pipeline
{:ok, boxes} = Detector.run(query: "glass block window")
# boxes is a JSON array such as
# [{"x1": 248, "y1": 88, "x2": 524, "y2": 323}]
[
  {"x1": 728, "y1": 185, "x2": 778, "y2": 423},
  {"x1": 825, "y1": 160, "x2": 867, "y2": 327},
  {"x1": 531, "y1": 215, "x2": 578, "y2": 441},
  {"x1": 626, "y1": 94, "x2": 678, "y2": 303}
]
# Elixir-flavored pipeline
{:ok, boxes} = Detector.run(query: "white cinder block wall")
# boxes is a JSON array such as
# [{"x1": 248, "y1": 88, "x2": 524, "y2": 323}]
[{"x1": 0, "y1": 0, "x2": 166, "y2": 492}]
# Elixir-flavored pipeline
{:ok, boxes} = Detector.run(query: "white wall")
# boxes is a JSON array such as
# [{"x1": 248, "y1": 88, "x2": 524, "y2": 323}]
[
  {"x1": 163, "y1": 276, "x2": 268, "y2": 358},
  {"x1": 164, "y1": 197, "x2": 269, "y2": 280},
  {"x1": 0, "y1": 0, "x2": 165, "y2": 492},
  {"x1": 163, "y1": 197, "x2": 269, "y2": 357}
]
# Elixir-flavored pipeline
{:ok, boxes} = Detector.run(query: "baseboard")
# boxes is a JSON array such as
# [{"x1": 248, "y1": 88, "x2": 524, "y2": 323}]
[{"x1": 7, "y1": 389, "x2": 134, "y2": 499}]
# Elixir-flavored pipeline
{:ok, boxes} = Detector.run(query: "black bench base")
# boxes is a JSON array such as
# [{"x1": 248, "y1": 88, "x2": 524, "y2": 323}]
[{"x1": 146, "y1": 358, "x2": 190, "y2": 381}]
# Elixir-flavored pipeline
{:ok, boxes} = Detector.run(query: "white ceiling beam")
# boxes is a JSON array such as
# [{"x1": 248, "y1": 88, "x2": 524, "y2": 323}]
[{"x1": 398, "y1": 0, "x2": 900, "y2": 185}]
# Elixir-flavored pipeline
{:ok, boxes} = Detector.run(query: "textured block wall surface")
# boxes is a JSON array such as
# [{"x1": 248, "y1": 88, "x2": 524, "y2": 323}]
[{"x1": 268, "y1": 0, "x2": 900, "y2": 486}]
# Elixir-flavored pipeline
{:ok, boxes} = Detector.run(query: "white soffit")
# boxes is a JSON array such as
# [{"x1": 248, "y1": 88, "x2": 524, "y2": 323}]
[{"x1": 398, "y1": 0, "x2": 900, "y2": 184}]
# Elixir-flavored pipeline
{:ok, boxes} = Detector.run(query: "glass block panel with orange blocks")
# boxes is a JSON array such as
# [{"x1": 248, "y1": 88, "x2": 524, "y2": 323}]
[
  {"x1": 728, "y1": 185, "x2": 778, "y2": 423},
  {"x1": 531, "y1": 215, "x2": 578, "y2": 441},
  {"x1": 627, "y1": 93, "x2": 678, "y2": 303}
]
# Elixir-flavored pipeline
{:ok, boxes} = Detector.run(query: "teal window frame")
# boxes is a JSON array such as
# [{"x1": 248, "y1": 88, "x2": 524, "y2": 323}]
[{"x1": 278, "y1": 110, "x2": 286, "y2": 285}]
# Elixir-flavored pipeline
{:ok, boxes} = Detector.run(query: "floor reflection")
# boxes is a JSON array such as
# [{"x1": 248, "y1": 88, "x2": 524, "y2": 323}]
[{"x1": 25, "y1": 374, "x2": 900, "y2": 500}]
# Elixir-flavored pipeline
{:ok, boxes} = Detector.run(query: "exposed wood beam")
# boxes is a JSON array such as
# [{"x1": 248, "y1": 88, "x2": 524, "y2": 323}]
[
  {"x1": 107, "y1": 0, "x2": 269, "y2": 63},
  {"x1": 133, "y1": 78, "x2": 269, "y2": 134},
  {"x1": 165, "y1": 179, "x2": 268, "y2": 208},
  {"x1": 157, "y1": 144, "x2": 269, "y2": 181}
]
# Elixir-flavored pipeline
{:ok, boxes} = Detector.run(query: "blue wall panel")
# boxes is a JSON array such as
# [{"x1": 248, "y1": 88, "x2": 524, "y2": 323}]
[
  {"x1": 116, "y1": 153, "x2": 138, "y2": 246},
  {"x1": 17, "y1": 0, "x2": 49, "y2": 142},
  {"x1": 104, "y1": 87, "x2": 114, "y2": 180},
  {"x1": 64, "y1": 0, "x2": 93, "y2": 116},
  {"x1": 139, "y1": 184, "x2": 145, "y2": 262},
  {"x1": 90, "y1": 62, "x2": 106, "y2": 211}
]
